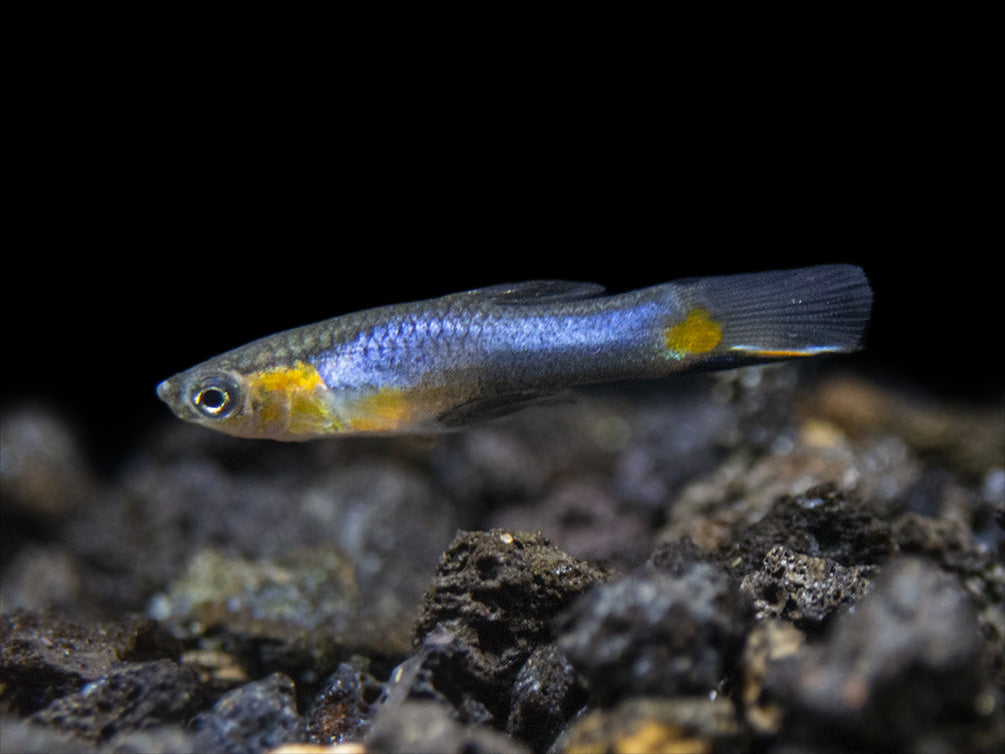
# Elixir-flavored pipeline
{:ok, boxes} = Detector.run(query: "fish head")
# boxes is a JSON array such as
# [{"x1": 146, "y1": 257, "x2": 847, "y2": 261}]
[{"x1": 156, "y1": 359, "x2": 341, "y2": 440}]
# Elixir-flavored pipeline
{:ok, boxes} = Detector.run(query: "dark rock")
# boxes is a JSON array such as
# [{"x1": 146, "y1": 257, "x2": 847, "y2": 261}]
[
  {"x1": 893, "y1": 509, "x2": 996, "y2": 578},
  {"x1": 505, "y1": 644, "x2": 585, "y2": 753},
  {"x1": 723, "y1": 484, "x2": 893, "y2": 575},
  {"x1": 412, "y1": 529, "x2": 607, "y2": 722},
  {"x1": 647, "y1": 536, "x2": 716, "y2": 577},
  {"x1": 740, "y1": 544, "x2": 877, "y2": 625},
  {"x1": 557, "y1": 564, "x2": 748, "y2": 704},
  {"x1": 304, "y1": 660, "x2": 384, "y2": 745},
  {"x1": 763, "y1": 558, "x2": 1000, "y2": 751},
  {"x1": 191, "y1": 672, "x2": 301, "y2": 754},
  {"x1": 891, "y1": 508, "x2": 1005, "y2": 685},
  {"x1": 31, "y1": 659, "x2": 204, "y2": 743},
  {"x1": 0, "y1": 611, "x2": 182, "y2": 715},
  {"x1": 656, "y1": 413, "x2": 921, "y2": 555},
  {"x1": 366, "y1": 700, "x2": 528, "y2": 754}
]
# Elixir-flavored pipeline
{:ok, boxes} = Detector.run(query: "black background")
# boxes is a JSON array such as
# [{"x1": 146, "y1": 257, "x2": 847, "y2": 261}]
[{"x1": 5, "y1": 25, "x2": 1000, "y2": 473}]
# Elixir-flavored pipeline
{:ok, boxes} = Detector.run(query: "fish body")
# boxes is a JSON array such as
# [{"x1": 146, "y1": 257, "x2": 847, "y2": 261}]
[{"x1": 156, "y1": 265, "x2": 872, "y2": 440}]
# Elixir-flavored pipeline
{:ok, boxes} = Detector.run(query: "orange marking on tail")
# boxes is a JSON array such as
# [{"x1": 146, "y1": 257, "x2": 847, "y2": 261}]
[{"x1": 665, "y1": 308, "x2": 723, "y2": 359}]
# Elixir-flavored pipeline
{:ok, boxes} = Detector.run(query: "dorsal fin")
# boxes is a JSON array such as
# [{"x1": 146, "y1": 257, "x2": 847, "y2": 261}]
[{"x1": 458, "y1": 280, "x2": 606, "y2": 306}]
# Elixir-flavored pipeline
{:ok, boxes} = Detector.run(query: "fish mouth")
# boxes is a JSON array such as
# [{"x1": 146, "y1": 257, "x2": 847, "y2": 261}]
[
  {"x1": 155, "y1": 379, "x2": 172, "y2": 403},
  {"x1": 156, "y1": 378, "x2": 184, "y2": 416}
]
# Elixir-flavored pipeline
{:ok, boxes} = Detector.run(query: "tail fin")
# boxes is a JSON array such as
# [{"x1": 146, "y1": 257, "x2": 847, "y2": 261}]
[{"x1": 678, "y1": 265, "x2": 873, "y2": 361}]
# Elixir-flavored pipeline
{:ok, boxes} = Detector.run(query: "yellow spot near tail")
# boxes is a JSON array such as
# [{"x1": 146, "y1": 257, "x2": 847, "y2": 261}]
[
  {"x1": 347, "y1": 388, "x2": 413, "y2": 432},
  {"x1": 665, "y1": 308, "x2": 722, "y2": 359}
]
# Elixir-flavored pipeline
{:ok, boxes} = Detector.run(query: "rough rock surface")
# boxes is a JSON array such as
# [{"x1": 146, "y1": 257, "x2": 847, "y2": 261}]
[
  {"x1": 411, "y1": 529, "x2": 606, "y2": 724},
  {"x1": 31, "y1": 659, "x2": 205, "y2": 743},
  {"x1": 740, "y1": 544, "x2": 878, "y2": 624}
]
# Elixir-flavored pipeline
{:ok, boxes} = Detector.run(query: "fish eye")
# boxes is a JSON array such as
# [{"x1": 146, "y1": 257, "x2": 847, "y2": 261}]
[{"x1": 190, "y1": 375, "x2": 242, "y2": 419}]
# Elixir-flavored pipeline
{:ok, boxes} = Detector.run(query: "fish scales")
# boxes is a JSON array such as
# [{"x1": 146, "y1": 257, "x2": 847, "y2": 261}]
[
  {"x1": 157, "y1": 266, "x2": 872, "y2": 440},
  {"x1": 327, "y1": 296, "x2": 655, "y2": 387}
]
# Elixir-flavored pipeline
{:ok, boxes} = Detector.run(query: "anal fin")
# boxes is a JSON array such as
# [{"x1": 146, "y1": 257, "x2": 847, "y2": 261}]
[{"x1": 437, "y1": 390, "x2": 572, "y2": 428}]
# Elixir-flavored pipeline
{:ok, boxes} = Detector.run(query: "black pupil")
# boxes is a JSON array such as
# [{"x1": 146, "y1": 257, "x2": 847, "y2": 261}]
[{"x1": 199, "y1": 388, "x2": 228, "y2": 409}]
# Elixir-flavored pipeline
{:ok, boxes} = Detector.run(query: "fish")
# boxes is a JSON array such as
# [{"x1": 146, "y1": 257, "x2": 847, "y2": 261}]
[{"x1": 156, "y1": 264, "x2": 872, "y2": 440}]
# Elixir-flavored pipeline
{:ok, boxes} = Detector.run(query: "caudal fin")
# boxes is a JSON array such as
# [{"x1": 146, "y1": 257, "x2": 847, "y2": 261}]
[{"x1": 676, "y1": 264, "x2": 873, "y2": 361}]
